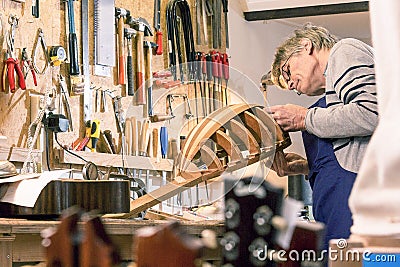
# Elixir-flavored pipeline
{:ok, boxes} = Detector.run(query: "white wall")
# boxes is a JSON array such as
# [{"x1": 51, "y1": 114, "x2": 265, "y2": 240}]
[{"x1": 228, "y1": 1, "x2": 319, "y2": 157}]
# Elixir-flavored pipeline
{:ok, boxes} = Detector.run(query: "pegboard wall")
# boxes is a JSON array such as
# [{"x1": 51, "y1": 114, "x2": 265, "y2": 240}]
[{"x1": 0, "y1": 0, "x2": 227, "y2": 162}]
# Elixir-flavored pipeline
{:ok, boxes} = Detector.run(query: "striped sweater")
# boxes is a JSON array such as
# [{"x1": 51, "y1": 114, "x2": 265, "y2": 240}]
[{"x1": 305, "y1": 38, "x2": 378, "y2": 173}]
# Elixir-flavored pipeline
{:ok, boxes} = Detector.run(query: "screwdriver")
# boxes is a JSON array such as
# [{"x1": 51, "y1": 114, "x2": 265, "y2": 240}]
[
  {"x1": 222, "y1": 53, "x2": 230, "y2": 106},
  {"x1": 160, "y1": 126, "x2": 168, "y2": 188},
  {"x1": 206, "y1": 53, "x2": 213, "y2": 113},
  {"x1": 201, "y1": 52, "x2": 208, "y2": 116},
  {"x1": 211, "y1": 50, "x2": 218, "y2": 111}
]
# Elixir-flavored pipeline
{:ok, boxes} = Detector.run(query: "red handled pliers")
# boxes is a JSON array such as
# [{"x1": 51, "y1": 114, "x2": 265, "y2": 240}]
[
  {"x1": 3, "y1": 15, "x2": 26, "y2": 93},
  {"x1": 21, "y1": 48, "x2": 37, "y2": 86}
]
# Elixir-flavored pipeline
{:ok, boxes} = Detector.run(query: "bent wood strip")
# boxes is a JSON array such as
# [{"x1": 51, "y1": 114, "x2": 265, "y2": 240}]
[
  {"x1": 252, "y1": 106, "x2": 292, "y2": 151},
  {"x1": 200, "y1": 145, "x2": 224, "y2": 170},
  {"x1": 179, "y1": 104, "x2": 255, "y2": 171},
  {"x1": 240, "y1": 111, "x2": 273, "y2": 147},
  {"x1": 212, "y1": 130, "x2": 243, "y2": 162},
  {"x1": 223, "y1": 119, "x2": 260, "y2": 155}
]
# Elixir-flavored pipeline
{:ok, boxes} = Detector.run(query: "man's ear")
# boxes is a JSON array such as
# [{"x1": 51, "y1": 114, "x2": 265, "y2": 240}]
[{"x1": 301, "y1": 39, "x2": 313, "y2": 54}]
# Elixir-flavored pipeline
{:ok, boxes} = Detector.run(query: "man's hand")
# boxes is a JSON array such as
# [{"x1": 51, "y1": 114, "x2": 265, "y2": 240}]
[
  {"x1": 269, "y1": 104, "x2": 308, "y2": 132},
  {"x1": 271, "y1": 150, "x2": 309, "y2": 177}
]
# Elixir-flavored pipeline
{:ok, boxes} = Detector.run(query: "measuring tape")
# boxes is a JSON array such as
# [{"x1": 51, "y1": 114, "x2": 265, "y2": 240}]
[{"x1": 49, "y1": 46, "x2": 67, "y2": 66}]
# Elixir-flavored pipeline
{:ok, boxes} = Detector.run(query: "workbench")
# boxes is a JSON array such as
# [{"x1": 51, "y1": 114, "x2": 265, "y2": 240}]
[{"x1": 0, "y1": 218, "x2": 224, "y2": 266}]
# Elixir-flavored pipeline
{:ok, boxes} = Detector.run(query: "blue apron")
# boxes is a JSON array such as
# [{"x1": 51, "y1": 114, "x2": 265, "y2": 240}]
[{"x1": 302, "y1": 97, "x2": 357, "y2": 251}]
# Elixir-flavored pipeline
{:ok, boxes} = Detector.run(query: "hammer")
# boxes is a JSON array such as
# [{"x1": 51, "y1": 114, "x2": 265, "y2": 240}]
[
  {"x1": 129, "y1": 17, "x2": 153, "y2": 105},
  {"x1": 144, "y1": 41, "x2": 157, "y2": 116},
  {"x1": 124, "y1": 27, "x2": 137, "y2": 96},
  {"x1": 115, "y1": 7, "x2": 130, "y2": 86}
]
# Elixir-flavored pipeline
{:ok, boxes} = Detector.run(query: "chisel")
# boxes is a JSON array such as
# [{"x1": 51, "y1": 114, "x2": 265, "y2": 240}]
[
  {"x1": 138, "y1": 120, "x2": 150, "y2": 189},
  {"x1": 222, "y1": 53, "x2": 230, "y2": 106},
  {"x1": 206, "y1": 53, "x2": 213, "y2": 113}
]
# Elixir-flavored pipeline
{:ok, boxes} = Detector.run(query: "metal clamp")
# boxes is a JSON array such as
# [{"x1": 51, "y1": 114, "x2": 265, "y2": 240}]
[
  {"x1": 166, "y1": 93, "x2": 193, "y2": 119},
  {"x1": 32, "y1": 28, "x2": 49, "y2": 74}
]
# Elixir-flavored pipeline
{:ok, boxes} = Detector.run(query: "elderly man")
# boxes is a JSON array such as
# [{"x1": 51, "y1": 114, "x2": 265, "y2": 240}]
[{"x1": 269, "y1": 23, "x2": 378, "y2": 250}]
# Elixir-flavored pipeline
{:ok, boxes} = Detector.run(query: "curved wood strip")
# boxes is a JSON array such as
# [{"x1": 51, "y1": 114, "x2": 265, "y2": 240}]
[
  {"x1": 179, "y1": 104, "x2": 255, "y2": 170},
  {"x1": 252, "y1": 107, "x2": 292, "y2": 150},
  {"x1": 200, "y1": 145, "x2": 223, "y2": 170},
  {"x1": 223, "y1": 119, "x2": 260, "y2": 155},
  {"x1": 239, "y1": 111, "x2": 274, "y2": 147},
  {"x1": 212, "y1": 130, "x2": 243, "y2": 162}
]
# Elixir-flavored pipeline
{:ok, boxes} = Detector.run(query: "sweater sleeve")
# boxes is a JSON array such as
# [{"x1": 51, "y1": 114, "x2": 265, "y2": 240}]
[{"x1": 305, "y1": 39, "x2": 378, "y2": 138}]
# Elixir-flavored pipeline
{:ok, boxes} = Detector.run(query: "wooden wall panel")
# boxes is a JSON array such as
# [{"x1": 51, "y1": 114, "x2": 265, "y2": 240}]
[{"x1": 0, "y1": 0, "x2": 226, "y2": 163}]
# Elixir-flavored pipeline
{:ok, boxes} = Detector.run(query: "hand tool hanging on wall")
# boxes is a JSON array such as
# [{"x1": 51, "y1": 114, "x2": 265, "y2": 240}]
[
  {"x1": 66, "y1": 0, "x2": 80, "y2": 76},
  {"x1": 217, "y1": 52, "x2": 223, "y2": 106},
  {"x1": 89, "y1": 119, "x2": 101, "y2": 152},
  {"x1": 32, "y1": 28, "x2": 49, "y2": 75},
  {"x1": 201, "y1": 52, "x2": 209, "y2": 115},
  {"x1": 124, "y1": 27, "x2": 136, "y2": 96},
  {"x1": 166, "y1": 0, "x2": 196, "y2": 82},
  {"x1": 160, "y1": 126, "x2": 168, "y2": 187},
  {"x1": 154, "y1": 0, "x2": 163, "y2": 55},
  {"x1": 93, "y1": 0, "x2": 115, "y2": 77},
  {"x1": 205, "y1": 53, "x2": 213, "y2": 113},
  {"x1": 166, "y1": 94, "x2": 193, "y2": 120},
  {"x1": 222, "y1": 0, "x2": 229, "y2": 48},
  {"x1": 144, "y1": 41, "x2": 157, "y2": 116},
  {"x1": 222, "y1": 53, "x2": 230, "y2": 106},
  {"x1": 129, "y1": 17, "x2": 153, "y2": 105},
  {"x1": 139, "y1": 119, "x2": 150, "y2": 157},
  {"x1": 82, "y1": 0, "x2": 91, "y2": 124},
  {"x1": 58, "y1": 75, "x2": 73, "y2": 131},
  {"x1": 21, "y1": 48, "x2": 37, "y2": 86},
  {"x1": 4, "y1": 15, "x2": 25, "y2": 93},
  {"x1": 115, "y1": 7, "x2": 130, "y2": 86},
  {"x1": 32, "y1": 0, "x2": 39, "y2": 18},
  {"x1": 203, "y1": 0, "x2": 212, "y2": 44},
  {"x1": 48, "y1": 46, "x2": 67, "y2": 66},
  {"x1": 216, "y1": 0, "x2": 222, "y2": 48},
  {"x1": 211, "y1": 51, "x2": 221, "y2": 110},
  {"x1": 195, "y1": 52, "x2": 206, "y2": 118},
  {"x1": 105, "y1": 90, "x2": 125, "y2": 135},
  {"x1": 195, "y1": 0, "x2": 201, "y2": 45}
]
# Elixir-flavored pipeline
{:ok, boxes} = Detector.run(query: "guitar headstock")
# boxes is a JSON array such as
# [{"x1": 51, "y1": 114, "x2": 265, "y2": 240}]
[
  {"x1": 222, "y1": 174, "x2": 325, "y2": 267},
  {"x1": 222, "y1": 175, "x2": 284, "y2": 266}
]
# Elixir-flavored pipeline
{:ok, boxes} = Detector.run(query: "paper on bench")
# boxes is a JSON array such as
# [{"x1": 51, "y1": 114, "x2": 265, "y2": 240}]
[{"x1": 0, "y1": 169, "x2": 71, "y2": 207}]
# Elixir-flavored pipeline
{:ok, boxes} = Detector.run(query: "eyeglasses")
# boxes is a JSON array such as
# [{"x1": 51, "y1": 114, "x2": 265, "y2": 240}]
[{"x1": 280, "y1": 48, "x2": 303, "y2": 84}]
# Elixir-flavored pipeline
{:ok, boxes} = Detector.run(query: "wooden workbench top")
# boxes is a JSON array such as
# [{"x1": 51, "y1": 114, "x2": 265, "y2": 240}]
[{"x1": 0, "y1": 218, "x2": 224, "y2": 235}]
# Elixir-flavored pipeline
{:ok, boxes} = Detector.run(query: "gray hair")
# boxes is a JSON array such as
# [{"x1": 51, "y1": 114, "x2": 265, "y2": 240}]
[{"x1": 271, "y1": 23, "x2": 339, "y2": 88}]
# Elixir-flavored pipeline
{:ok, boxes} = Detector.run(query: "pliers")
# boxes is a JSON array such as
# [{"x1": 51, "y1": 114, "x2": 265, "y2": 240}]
[
  {"x1": 3, "y1": 15, "x2": 26, "y2": 93},
  {"x1": 21, "y1": 48, "x2": 37, "y2": 86}
]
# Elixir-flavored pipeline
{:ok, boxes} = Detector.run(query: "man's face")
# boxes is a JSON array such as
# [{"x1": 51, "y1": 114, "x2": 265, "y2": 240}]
[{"x1": 280, "y1": 46, "x2": 325, "y2": 96}]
